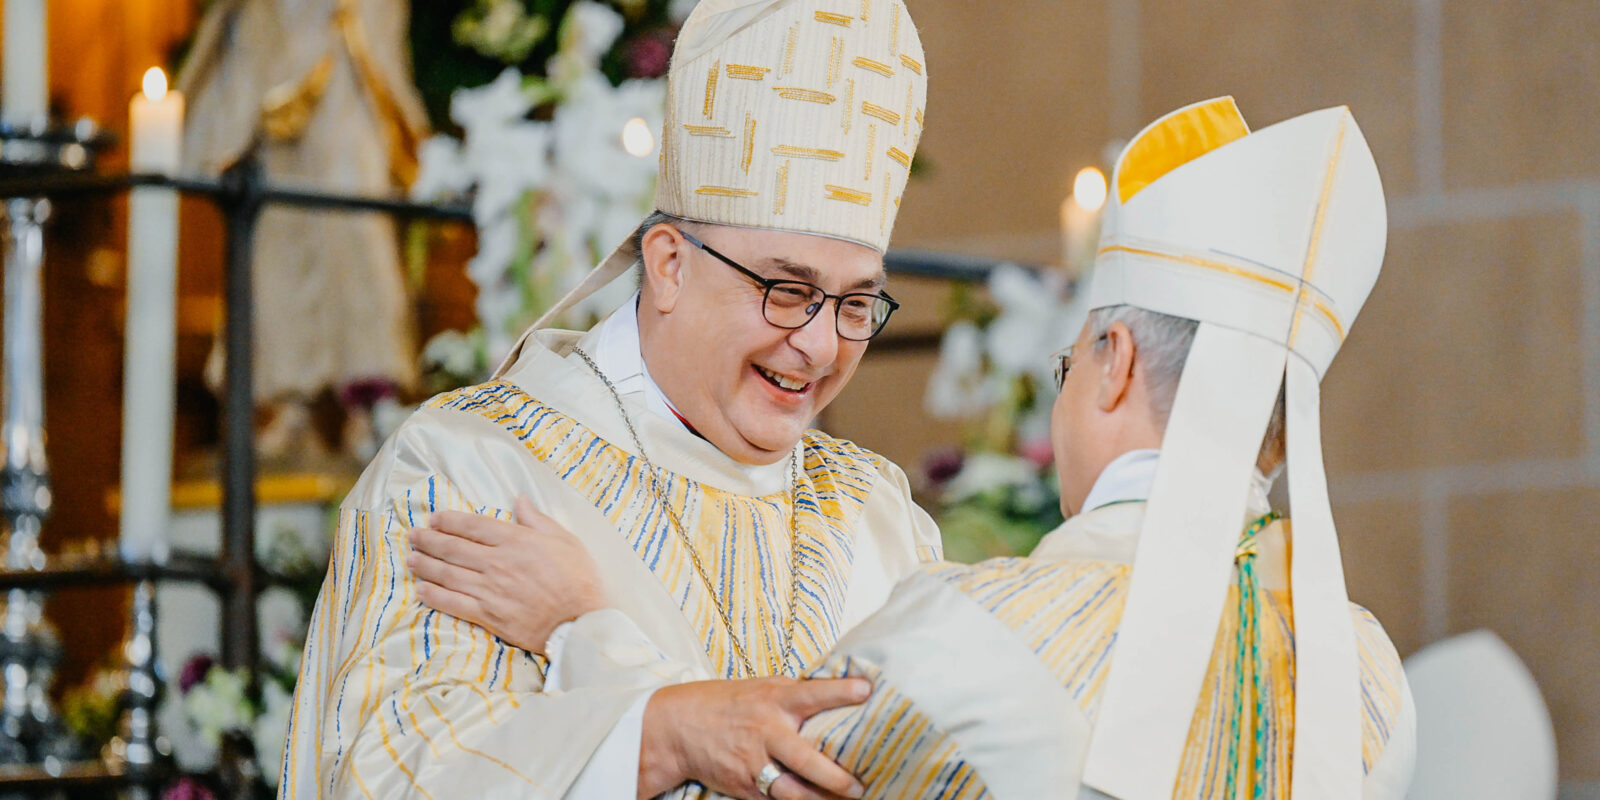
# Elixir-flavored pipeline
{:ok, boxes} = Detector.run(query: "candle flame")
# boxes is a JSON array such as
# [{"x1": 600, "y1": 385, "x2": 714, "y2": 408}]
[
  {"x1": 142, "y1": 68, "x2": 169, "y2": 102},
  {"x1": 1072, "y1": 166, "x2": 1108, "y2": 213},
  {"x1": 621, "y1": 117, "x2": 655, "y2": 158}
]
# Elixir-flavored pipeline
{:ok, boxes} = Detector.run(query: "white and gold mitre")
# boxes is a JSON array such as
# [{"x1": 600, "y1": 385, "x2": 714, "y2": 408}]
[
  {"x1": 1081, "y1": 98, "x2": 1386, "y2": 800},
  {"x1": 659, "y1": 0, "x2": 928, "y2": 252},
  {"x1": 511, "y1": 0, "x2": 927, "y2": 347},
  {"x1": 1085, "y1": 96, "x2": 1384, "y2": 375}
]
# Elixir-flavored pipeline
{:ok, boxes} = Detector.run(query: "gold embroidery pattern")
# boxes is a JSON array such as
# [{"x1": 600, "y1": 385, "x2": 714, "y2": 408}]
[
  {"x1": 771, "y1": 145, "x2": 846, "y2": 161},
  {"x1": 775, "y1": 159, "x2": 791, "y2": 215},
  {"x1": 865, "y1": 125, "x2": 876, "y2": 181},
  {"x1": 827, "y1": 37, "x2": 844, "y2": 87},
  {"x1": 683, "y1": 124, "x2": 733, "y2": 137},
  {"x1": 697, "y1": 186, "x2": 760, "y2": 198},
  {"x1": 782, "y1": 23, "x2": 799, "y2": 77},
  {"x1": 726, "y1": 64, "x2": 772, "y2": 81},
  {"x1": 843, "y1": 79, "x2": 855, "y2": 133},
  {"x1": 742, "y1": 113, "x2": 757, "y2": 174},
  {"x1": 880, "y1": 170, "x2": 890, "y2": 233},
  {"x1": 904, "y1": 83, "x2": 914, "y2": 135},
  {"x1": 825, "y1": 184, "x2": 873, "y2": 206},
  {"x1": 704, "y1": 61, "x2": 721, "y2": 119},
  {"x1": 852, "y1": 56, "x2": 895, "y2": 77},
  {"x1": 860, "y1": 0, "x2": 871, "y2": 21},
  {"x1": 861, "y1": 101, "x2": 901, "y2": 125},
  {"x1": 887, "y1": 146, "x2": 912, "y2": 168},
  {"x1": 814, "y1": 10, "x2": 853, "y2": 26},
  {"x1": 774, "y1": 87, "x2": 838, "y2": 104},
  {"x1": 900, "y1": 54, "x2": 923, "y2": 75}
]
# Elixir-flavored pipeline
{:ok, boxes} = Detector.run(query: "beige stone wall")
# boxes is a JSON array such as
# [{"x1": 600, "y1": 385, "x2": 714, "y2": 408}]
[{"x1": 826, "y1": 0, "x2": 1600, "y2": 785}]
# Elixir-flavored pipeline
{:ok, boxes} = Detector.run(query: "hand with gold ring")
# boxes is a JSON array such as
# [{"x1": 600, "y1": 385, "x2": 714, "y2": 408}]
[
  {"x1": 755, "y1": 762, "x2": 785, "y2": 796},
  {"x1": 637, "y1": 677, "x2": 870, "y2": 800}
]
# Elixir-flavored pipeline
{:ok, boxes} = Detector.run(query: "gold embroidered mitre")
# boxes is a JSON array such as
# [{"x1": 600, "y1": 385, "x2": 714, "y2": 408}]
[
  {"x1": 500, "y1": 0, "x2": 929, "y2": 363},
  {"x1": 659, "y1": 0, "x2": 927, "y2": 252}
]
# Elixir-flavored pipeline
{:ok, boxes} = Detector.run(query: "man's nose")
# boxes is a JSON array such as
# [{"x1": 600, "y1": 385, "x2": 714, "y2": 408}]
[{"x1": 788, "y1": 301, "x2": 841, "y2": 366}]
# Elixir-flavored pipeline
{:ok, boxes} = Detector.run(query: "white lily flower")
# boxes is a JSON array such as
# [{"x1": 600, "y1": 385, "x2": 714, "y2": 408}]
[
  {"x1": 450, "y1": 69, "x2": 533, "y2": 134},
  {"x1": 411, "y1": 136, "x2": 472, "y2": 200},
  {"x1": 563, "y1": 1, "x2": 626, "y2": 67},
  {"x1": 552, "y1": 74, "x2": 664, "y2": 200},
  {"x1": 925, "y1": 320, "x2": 992, "y2": 418},
  {"x1": 252, "y1": 681, "x2": 294, "y2": 788},
  {"x1": 943, "y1": 452, "x2": 1041, "y2": 504}
]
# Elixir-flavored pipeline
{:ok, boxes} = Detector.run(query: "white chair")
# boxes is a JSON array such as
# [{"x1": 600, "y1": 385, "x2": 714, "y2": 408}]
[{"x1": 1403, "y1": 630, "x2": 1558, "y2": 799}]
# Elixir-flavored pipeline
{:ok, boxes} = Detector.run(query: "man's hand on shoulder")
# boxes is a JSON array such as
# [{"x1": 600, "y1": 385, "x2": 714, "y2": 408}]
[
  {"x1": 640, "y1": 677, "x2": 870, "y2": 800},
  {"x1": 407, "y1": 496, "x2": 607, "y2": 652}
]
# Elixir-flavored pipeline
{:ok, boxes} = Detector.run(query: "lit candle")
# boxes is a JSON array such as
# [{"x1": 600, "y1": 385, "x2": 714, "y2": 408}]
[
  {"x1": 120, "y1": 67, "x2": 183, "y2": 564},
  {"x1": 1061, "y1": 166, "x2": 1108, "y2": 277},
  {"x1": 2, "y1": 0, "x2": 48, "y2": 123}
]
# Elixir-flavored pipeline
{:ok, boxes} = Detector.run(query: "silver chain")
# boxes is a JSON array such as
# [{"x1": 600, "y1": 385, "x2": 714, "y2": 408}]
[{"x1": 571, "y1": 347, "x2": 804, "y2": 678}]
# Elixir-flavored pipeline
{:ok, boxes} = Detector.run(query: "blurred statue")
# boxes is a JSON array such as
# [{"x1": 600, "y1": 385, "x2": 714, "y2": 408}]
[{"x1": 178, "y1": 0, "x2": 428, "y2": 461}]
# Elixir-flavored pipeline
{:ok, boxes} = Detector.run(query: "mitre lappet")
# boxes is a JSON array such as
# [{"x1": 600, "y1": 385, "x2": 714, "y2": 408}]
[
  {"x1": 498, "y1": 0, "x2": 928, "y2": 373},
  {"x1": 1080, "y1": 97, "x2": 1387, "y2": 799}
]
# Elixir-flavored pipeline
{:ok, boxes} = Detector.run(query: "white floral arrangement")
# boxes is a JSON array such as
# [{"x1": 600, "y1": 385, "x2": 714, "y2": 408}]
[
  {"x1": 414, "y1": 0, "x2": 692, "y2": 372},
  {"x1": 921, "y1": 266, "x2": 1091, "y2": 561}
]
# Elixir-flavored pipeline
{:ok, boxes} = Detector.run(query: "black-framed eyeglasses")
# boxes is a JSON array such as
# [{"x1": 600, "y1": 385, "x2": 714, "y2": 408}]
[
  {"x1": 678, "y1": 229, "x2": 901, "y2": 341},
  {"x1": 1051, "y1": 334, "x2": 1109, "y2": 391}
]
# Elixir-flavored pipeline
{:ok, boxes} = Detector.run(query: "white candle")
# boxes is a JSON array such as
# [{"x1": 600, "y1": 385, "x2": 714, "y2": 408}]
[
  {"x1": 1061, "y1": 166, "x2": 1108, "y2": 277},
  {"x1": 2, "y1": 0, "x2": 47, "y2": 123},
  {"x1": 120, "y1": 68, "x2": 183, "y2": 564}
]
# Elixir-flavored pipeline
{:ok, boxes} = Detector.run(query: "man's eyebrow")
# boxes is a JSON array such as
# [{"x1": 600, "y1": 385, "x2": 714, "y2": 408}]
[
  {"x1": 761, "y1": 259, "x2": 888, "y2": 292},
  {"x1": 762, "y1": 259, "x2": 822, "y2": 284}
]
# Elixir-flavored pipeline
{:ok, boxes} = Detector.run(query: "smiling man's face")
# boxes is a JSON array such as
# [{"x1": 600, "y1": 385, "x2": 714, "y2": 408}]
[{"x1": 638, "y1": 222, "x2": 885, "y2": 465}]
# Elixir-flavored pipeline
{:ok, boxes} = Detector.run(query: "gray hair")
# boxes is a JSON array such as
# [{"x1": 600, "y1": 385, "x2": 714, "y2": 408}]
[
  {"x1": 1088, "y1": 305, "x2": 1287, "y2": 473},
  {"x1": 631, "y1": 210, "x2": 709, "y2": 287}
]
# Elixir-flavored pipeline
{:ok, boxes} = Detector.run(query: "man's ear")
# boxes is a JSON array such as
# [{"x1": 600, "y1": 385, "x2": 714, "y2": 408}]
[
  {"x1": 640, "y1": 223, "x2": 688, "y2": 313},
  {"x1": 1096, "y1": 321, "x2": 1138, "y2": 413}
]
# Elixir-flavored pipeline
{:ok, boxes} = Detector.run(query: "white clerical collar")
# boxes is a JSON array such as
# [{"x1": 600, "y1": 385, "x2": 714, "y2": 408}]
[
  {"x1": 590, "y1": 292, "x2": 691, "y2": 433},
  {"x1": 1080, "y1": 448, "x2": 1274, "y2": 516}
]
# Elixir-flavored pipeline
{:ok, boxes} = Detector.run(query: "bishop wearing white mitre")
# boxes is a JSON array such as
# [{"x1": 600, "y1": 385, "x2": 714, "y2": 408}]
[
  {"x1": 278, "y1": 1, "x2": 941, "y2": 798},
  {"x1": 768, "y1": 98, "x2": 1419, "y2": 798}
]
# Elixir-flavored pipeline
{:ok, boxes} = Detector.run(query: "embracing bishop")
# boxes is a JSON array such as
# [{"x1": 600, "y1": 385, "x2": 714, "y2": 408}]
[
  {"x1": 278, "y1": 1, "x2": 938, "y2": 798},
  {"x1": 783, "y1": 98, "x2": 1419, "y2": 798}
]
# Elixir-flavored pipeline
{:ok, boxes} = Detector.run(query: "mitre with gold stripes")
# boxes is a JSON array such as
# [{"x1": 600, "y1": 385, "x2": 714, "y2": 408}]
[
  {"x1": 516, "y1": 0, "x2": 927, "y2": 339},
  {"x1": 1080, "y1": 97, "x2": 1387, "y2": 800}
]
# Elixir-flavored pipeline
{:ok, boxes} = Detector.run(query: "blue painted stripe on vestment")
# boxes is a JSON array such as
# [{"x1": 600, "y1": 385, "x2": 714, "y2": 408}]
[{"x1": 390, "y1": 698, "x2": 408, "y2": 737}]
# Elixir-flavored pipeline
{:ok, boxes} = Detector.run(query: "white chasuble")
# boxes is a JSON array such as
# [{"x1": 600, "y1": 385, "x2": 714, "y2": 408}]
[
  {"x1": 783, "y1": 502, "x2": 1417, "y2": 799},
  {"x1": 278, "y1": 325, "x2": 941, "y2": 799}
]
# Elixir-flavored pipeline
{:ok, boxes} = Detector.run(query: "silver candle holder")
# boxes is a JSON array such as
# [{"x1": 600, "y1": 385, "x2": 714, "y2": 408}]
[{"x1": 0, "y1": 119, "x2": 101, "y2": 772}]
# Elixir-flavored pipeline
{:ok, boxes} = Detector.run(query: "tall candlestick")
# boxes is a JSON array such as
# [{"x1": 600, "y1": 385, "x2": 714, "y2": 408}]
[
  {"x1": 1061, "y1": 166, "x2": 1107, "y2": 277},
  {"x1": 2, "y1": 0, "x2": 47, "y2": 123},
  {"x1": 120, "y1": 68, "x2": 183, "y2": 564}
]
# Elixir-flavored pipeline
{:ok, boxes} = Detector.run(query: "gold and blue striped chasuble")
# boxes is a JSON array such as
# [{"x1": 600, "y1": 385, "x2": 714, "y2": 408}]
[{"x1": 430, "y1": 380, "x2": 881, "y2": 680}]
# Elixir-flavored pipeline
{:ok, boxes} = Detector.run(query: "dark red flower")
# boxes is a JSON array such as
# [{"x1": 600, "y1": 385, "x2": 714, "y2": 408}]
[
  {"x1": 923, "y1": 448, "x2": 965, "y2": 486},
  {"x1": 162, "y1": 776, "x2": 218, "y2": 800},
  {"x1": 338, "y1": 377, "x2": 400, "y2": 410},
  {"x1": 177, "y1": 654, "x2": 214, "y2": 694},
  {"x1": 624, "y1": 27, "x2": 676, "y2": 79}
]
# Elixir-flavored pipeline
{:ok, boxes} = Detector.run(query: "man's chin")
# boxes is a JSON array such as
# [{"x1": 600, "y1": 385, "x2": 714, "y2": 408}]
[{"x1": 732, "y1": 424, "x2": 808, "y2": 464}]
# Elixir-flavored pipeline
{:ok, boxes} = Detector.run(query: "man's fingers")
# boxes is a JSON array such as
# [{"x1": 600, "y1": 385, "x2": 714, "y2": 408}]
[
  {"x1": 765, "y1": 771, "x2": 839, "y2": 800},
  {"x1": 780, "y1": 678, "x2": 873, "y2": 720},
  {"x1": 410, "y1": 527, "x2": 494, "y2": 571},
  {"x1": 428, "y1": 510, "x2": 511, "y2": 545},
  {"x1": 408, "y1": 550, "x2": 484, "y2": 596},
  {"x1": 770, "y1": 732, "x2": 862, "y2": 800},
  {"x1": 414, "y1": 579, "x2": 483, "y2": 623}
]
